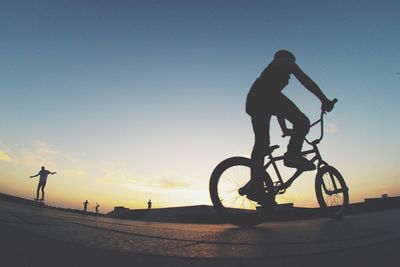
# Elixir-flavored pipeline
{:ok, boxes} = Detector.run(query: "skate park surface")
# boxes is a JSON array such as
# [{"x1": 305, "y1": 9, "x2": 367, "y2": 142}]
[{"x1": 0, "y1": 198, "x2": 399, "y2": 267}]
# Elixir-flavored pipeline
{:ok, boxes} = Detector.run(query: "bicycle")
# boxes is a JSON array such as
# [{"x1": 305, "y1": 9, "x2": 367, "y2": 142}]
[{"x1": 209, "y1": 100, "x2": 349, "y2": 227}]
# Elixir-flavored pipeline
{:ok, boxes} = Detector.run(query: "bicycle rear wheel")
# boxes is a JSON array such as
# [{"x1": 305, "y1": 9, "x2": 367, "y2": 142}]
[
  {"x1": 209, "y1": 157, "x2": 265, "y2": 227},
  {"x1": 315, "y1": 166, "x2": 349, "y2": 219}
]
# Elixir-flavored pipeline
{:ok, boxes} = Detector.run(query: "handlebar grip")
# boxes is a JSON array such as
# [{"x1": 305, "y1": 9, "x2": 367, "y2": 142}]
[{"x1": 322, "y1": 98, "x2": 338, "y2": 114}]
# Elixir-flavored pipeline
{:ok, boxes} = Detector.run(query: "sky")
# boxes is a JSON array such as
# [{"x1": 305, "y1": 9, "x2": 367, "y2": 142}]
[{"x1": 0, "y1": 0, "x2": 399, "y2": 212}]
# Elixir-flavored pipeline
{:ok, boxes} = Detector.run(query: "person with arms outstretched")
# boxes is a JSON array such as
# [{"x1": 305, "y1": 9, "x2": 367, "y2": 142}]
[
  {"x1": 30, "y1": 166, "x2": 56, "y2": 201},
  {"x1": 245, "y1": 50, "x2": 335, "y2": 205}
]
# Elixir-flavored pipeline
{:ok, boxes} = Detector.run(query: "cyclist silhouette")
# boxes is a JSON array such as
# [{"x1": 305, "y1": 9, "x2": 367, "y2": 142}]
[{"x1": 245, "y1": 50, "x2": 335, "y2": 205}]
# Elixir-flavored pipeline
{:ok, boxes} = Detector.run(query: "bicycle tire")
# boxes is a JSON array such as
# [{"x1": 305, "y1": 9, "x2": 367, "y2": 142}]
[
  {"x1": 209, "y1": 156, "x2": 265, "y2": 227},
  {"x1": 315, "y1": 165, "x2": 349, "y2": 219}
]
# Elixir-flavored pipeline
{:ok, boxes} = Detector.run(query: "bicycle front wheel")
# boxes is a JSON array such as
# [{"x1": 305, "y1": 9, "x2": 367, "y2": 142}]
[
  {"x1": 315, "y1": 166, "x2": 349, "y2": 219},
  {"x1": 209, "y1": 157, "x2": 265, "y2": 227}
]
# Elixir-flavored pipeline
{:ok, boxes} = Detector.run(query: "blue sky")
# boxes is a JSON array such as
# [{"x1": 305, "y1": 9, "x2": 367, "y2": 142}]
[{"x1": 0, "y1": 0, "x2": 399, "y2": 211}]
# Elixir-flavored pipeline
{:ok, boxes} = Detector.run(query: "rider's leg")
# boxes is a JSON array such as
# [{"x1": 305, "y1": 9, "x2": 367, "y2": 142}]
[
  {"x1": 36, "y1": 184, "x2": 40, "y2": 200},
  {"x1": 250, "y1": 113, "x2": 272, "y2": 186},
  {"x1": 247, "y1": 114, "x2": 276, "y2": 205},
  {"x1": 40, "y1": 183, "x2": 46, "y2": 200},
  {"x1": 272, "y1": 94, "x2": 314, "y2": 170}
]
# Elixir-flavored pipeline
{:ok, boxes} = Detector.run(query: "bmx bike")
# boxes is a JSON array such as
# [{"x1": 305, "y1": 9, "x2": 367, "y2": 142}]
[{"x1": 209, "y1": 105, "x2": 349, "y2": 227}]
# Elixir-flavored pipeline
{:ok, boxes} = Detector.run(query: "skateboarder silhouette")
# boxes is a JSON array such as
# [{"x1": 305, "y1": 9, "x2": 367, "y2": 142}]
[{"x1": 30, "y1": 166, "x2": 56, "y2": 201}]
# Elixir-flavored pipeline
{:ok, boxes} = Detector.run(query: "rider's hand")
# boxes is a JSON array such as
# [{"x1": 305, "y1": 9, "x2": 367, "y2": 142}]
[{"x1": 321, "y1": 98, "x2": 336, "y2": 113}]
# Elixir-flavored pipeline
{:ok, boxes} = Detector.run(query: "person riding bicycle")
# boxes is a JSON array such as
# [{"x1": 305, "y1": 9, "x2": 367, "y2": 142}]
[{"x1": 245, "y1": 50, "x2": 336, "y2": 205}]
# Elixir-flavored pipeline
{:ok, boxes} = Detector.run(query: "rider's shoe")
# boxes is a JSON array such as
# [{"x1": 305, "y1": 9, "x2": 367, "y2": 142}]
[
  {"x1": 255, "y1": 193, "x2": 277, "y2": 207},
  {"x1": 242, "y1": 181, "x2": 277, "y2": 207},
  {"x1": 284, "y1": 153, "x2": 316, "y2": 171}
]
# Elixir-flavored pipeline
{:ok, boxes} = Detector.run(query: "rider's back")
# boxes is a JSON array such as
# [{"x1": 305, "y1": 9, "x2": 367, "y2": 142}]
[{"x1": 246, "y1": 58, "x2": 294, "y2": 115}]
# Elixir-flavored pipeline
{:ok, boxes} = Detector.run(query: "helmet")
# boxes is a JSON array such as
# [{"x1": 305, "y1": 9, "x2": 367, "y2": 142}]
[{"x1": 274, "y1": 50, "x2": 296, "y2": 61}]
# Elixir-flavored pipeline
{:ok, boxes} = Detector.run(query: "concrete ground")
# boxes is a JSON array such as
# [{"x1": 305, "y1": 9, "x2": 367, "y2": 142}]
[{"x1": 0, "y1": 200, "x2": 399, "y2": 266}]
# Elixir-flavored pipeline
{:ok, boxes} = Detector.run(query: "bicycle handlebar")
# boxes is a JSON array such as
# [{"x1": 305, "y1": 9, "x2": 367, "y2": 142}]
[{"x1": 307, "y1": 98, "x2": 338, "y2": 145}]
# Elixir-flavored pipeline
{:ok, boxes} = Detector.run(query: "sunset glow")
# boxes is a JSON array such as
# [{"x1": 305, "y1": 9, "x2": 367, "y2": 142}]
[{"x1": 1, "y1": 1, "x2": 399, "y2": 212}]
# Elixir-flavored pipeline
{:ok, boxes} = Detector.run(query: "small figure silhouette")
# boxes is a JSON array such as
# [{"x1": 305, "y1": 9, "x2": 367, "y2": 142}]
[
  {"x1": 83, "y1": 200, "x2": 89, "y2": 212},
  {"x1": 94, "y1": 203, "x2": 100, "y2": 214},
  {"x1": 245, "y1": 50, "x2": 335, "y2": 205},
  {"x1": 147, "y1": 199, "x2": 152, "y2": 210},
  {"x1": 30, "y1": 166, "x2": 56, "y2": 201}
]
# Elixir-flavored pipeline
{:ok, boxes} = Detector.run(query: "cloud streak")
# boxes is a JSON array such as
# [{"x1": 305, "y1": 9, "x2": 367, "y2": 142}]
[
  {"x1": 326, "y1": 123, "x2": 340, "y2": 134},
  {"x1": 13, "y1": 140, "x2": 82, "y2": 169},
  {"x1": 59, "y1": 169, "x2": 88, "y2": 177},
  {"x1": 0, "y1": 150, "x2": 11, "y2": 161},
  {"x1": 102, "y1": 169, "x2": 191, "y2": 190}
]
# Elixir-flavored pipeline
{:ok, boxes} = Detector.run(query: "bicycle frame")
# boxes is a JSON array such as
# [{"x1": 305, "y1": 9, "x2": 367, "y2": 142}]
[{"x1": 264, "y1": 112, "x2": 329, "y2": 194}]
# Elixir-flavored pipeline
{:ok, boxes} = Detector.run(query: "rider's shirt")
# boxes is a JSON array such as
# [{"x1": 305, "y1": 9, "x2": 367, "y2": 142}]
[
  {"x1": 38, "y1": 170, "x2": 51, "y2": 184},
  {"x1": 246, "y1": 58, "x2": 318, "y2": 115}
]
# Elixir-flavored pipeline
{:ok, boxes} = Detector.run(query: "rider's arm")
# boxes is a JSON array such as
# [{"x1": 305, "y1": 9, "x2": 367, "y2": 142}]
[
  {"x1": 30, "y1": 173, "x2": 39, "y2": 178},
  {"x1": 290, "y1": 63, "x2": 329, "y2": 103},
  {"x1": 290, "y1": 62, "x2": 336, "y2": 112}
]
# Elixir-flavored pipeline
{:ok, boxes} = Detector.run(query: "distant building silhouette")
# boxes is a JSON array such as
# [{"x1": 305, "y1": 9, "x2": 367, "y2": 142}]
[{"x1": 113, "y1": 206, "x2": 128, "y2": 213}]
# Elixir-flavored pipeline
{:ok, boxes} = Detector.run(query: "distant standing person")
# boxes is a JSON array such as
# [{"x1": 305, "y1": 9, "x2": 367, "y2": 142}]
[
  {"x1": 30, "y1": 166, "x2": 56, "y2": 201},
  {"x1": 83, "y1": 200, "x2": 89, "y2": 212},
  {"x1": 95, "y1": 203, "x2": 100, "y2": 214},
  {"x1": 147, "y1": 199, "x2": 152, "y2": 209}
]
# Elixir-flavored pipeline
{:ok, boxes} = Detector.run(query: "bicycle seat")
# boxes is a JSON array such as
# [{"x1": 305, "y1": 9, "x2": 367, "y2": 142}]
[{"x1": 265, "y1": 145, "x2": 280, "y2": 155}]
